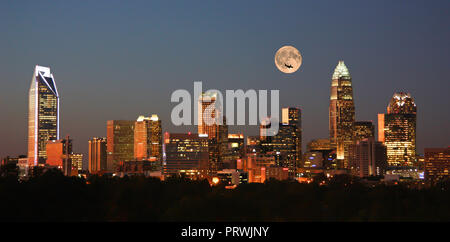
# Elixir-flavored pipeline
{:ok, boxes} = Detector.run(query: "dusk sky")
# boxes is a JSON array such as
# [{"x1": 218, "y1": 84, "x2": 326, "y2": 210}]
[{"x1": 1, "y1": 0, "x2": 449, "y2": 161}]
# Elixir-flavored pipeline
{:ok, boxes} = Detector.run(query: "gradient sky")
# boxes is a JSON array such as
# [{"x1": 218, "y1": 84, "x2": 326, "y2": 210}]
[{"x1": 1, "y1": 0, "x2": 449, "y2": 164}]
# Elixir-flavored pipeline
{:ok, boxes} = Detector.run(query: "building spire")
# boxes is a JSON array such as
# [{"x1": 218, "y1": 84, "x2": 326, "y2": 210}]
[{"x1": 332, "y1": 60, "x2": 351, "y2": 80}]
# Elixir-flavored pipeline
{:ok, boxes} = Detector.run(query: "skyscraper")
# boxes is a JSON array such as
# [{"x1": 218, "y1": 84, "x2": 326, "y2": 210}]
[
  {"x1": 106, "y1": 120, "x2": 135, "y2": 172},
  {"x1": 89, "y1": 137, "x2": 107, "y2": 173},
  {"x1": 282, "y1": 107, "x2": 302, "y2": 165},
  {"x1": 260, "y1": 121, "x2": 298, "y2": 176},
  {"x1": 329, "y1": 61, "x2": 355, "y2": 168},
  {"x1": 379, "y1": 92, "x2": 417, "y2": 167},
  {"x1": 354, "y1": 121, "x2": 375, "y2": 142},
  {"x1": 134, "y1": 114, "x2": 162, "y2": 163},
  {"x1": 198, "y1": 92, "x2": 220, "y2": 139},
  {"x1": 28, "y1": 65, "x2": 60, "y2": 166},
  {"x1": 163, "y1": 132, "x2": 209, "y2": 179}
]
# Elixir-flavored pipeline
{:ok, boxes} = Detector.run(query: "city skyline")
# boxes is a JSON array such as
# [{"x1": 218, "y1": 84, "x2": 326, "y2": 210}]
[{"x1": 1, "y1": 0, "x2": 449, "y2": 161}]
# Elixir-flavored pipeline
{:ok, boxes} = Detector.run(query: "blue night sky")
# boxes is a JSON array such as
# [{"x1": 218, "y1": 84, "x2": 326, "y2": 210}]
[{"x1": 0, "y1": 0, "x2": 449, "y2": 161}]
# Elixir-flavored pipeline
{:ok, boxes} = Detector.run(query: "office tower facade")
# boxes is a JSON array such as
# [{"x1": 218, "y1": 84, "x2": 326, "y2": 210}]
[
  {"x1": 379, "y1": 92, "x2": 417, "y2": 167},
  {"x1": 354, "y1": 121, "x2": 375, "y2": 142},
  {"x1": 216, "y1": 169, "x2": 249, "y2": 186},
  {"x1": 244, "y1": 153, "x2": 276, "y2": 183},
  {"x1": 134, "y1": 114, "x2": 162, "y2": 163},
  {"x1": 424, "y1": 147, "x2": 450, "y2": 184},
  {"x1": 198, "y1": 92, "x2": 220, "y2": 139},
  {"x1": 282, "y1": 107, "x2": 302, "y2": 165},
  {"x1": 307, "y1": 138, "x2": 337, "y2": 169},
  {"x1": 246, "y1": 136, "x2": 262, "y2": 155},
  {"x1": 28, "y1": 65, "x2": 60, "y2": 166},
  {"x1": 302, "y1": 152, "x2": 324, "y2": 168},
  {"x1": 260, "y1": 122, "x2": 298, "y2": 175},
  {"x1": 89, "y1": 137, "x2": 107, "y2": 173},
  {"x1": 106, "y1": 120, "x2": 135, "y2": 172},
  {"x1": 163, "y1": 133, "x2": 209, "y2": 179},
  {"x1": 46, "y1": 138, "x2": 72, "y2": 175},
  {"x1": 349, "y1": 138, "x2": 387, "y2": 177},
  {"x1": 227, "y1": 134, "x2": 245, "y2": 160},
  {"x1": 329, "y1": 61, "x2": 355, "y2": 168},
  {"x1": 70, "y1": 153, "x2": 83, "y2": 171}
]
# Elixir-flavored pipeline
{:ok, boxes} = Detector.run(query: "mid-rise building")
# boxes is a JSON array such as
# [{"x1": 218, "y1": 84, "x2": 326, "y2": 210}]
[
  {"x1": 424, "y1": 147, "x2": 450, "y2": 184},
  {"x1": 349, "y1": 138, "x2": 387, "y2": 177},
  {"x1": 70, "y1": 153, "x2": 83, "y2": 172},
  {"x1": 88, "y1": 137, "x2": 107, "y2": 173},
  {"x1": 216, "y1": 169, "x2": 248, "y2": 186},
  {"x1": 107, "y1": 120, "x2": 135, "y2": 171},
  {"x1": 163, "y1": 133, "x2": 209, "y2": 179},
  {"x1": 307, "y1": 138, "x2": 337, "y2": 169},
  {"x1": 46, "y1": 138, "x2": 72, "y2": 175},
  {"x1": 134, "y1": 114, "x2": 162, "y2": 163},
  {"x1": 302, "y1": 152, "x2": 324, "y2": 168},
  {"x1": 243, "y1": 152, "x2": 276, "y2": 183}
]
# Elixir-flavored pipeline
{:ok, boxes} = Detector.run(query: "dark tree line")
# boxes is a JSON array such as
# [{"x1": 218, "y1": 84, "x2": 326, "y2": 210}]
[{"x1": 0, "y1": 167, "x2": 449, "y2": 221}]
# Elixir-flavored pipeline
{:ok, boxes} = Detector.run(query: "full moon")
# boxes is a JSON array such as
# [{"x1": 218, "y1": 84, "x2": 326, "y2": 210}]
[{"x1": 274, "y1": 45, "x2": 302, "y2": 74}]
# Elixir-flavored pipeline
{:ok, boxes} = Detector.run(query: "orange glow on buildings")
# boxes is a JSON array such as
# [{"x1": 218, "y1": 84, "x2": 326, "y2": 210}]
[
  {"x1": 377, "y1": 113, "x2": 385, "y2": 143},
  {"x1": 46, "y1": 138, "x2": 72, "y2": 172}
]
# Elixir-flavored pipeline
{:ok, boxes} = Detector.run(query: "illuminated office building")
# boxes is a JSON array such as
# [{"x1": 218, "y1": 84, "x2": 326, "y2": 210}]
[
  {"x1": 88, "y1": 137, "x2": 107, "y2": 173},
  {"x1": 198, "y1": 92, "x2": 228, "y2": 173},
  {"x1": 70, "y1": 153, "x2": 83, "y2": 171},
  {"x1": 354, "y1": 121, "x2": 374, "y2": 142},
  {"x1": 134, "y1": 114, "x2": 162, "y2": 163},
  {"x1": 198, "y1": 92, "x2": 220, "y2": 139},
  {"x1": 244, "y1": 153, "x2": 276, "y2": 183},
  {"x1": 424, "y1": 147, "x2": 450, "y2": 184},
  {"x1": 329, "y1": 61, "x2": 355, "y2": 168},
  {"x1": 163, "y1": 133, "x2": 209, "y2": 179},
  {"x1": 302, "y1": 152, "x2": 324, "y2": 168},
  {"x1": 216, "y1": 169, "x2": 249, "y2": 186},
  {"x1": 260, "y1": 122, "x2": 298, "y2": 175},
  {"x1": 282, "y1": 107, "x2": 302, "y2": 164},
  {"x1": 107, "y1": 120, "x2": 135, "y2": 171},
  {"x1": 227, "y1": 134, "x2": 245, "y2": 160},
  {"x1": 307, "y1": 138, "x2": 337, "y2": 169},
  {"x1": 28, "y1": 65, "x2": 60, "y2": 166},
  {"x1": 378, "y1": 92, "x2": 417, "y2": 166},
  {"x1": 246, "y1": 136, "x2": 262, "y2": 154}
]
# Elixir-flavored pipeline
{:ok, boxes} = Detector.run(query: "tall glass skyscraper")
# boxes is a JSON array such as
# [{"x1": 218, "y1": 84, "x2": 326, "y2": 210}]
[
  {"x1": 282, "y1": 107, "x2": 302, "y2": 170},
  {"x1": 329, "y1": 61, "x2": 355, "y2": 168},
  {"x1": 378, "y1": 92, "x2": 417, "y2": 167},
  {"x1": 28, "y1": 65, "x2": 60, "y2": 166},
  {"x1": 134, "y1": 114, "x2": 162, "y2": 162},
  {"x1": 107, "y1": 120, "x2": 135, "y2": 171}
]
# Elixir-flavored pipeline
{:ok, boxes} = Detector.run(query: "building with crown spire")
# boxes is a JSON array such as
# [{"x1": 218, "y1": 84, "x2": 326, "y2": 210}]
[
  {"x1": 378, "y1": 92, "x2": 417, "y2": 167},
  {"x1": 329, "y1": 61, "x2": 355, "y2": 168},
  {"x1": 28, "y1": 65, "x2": 60, "y2": 166}
]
